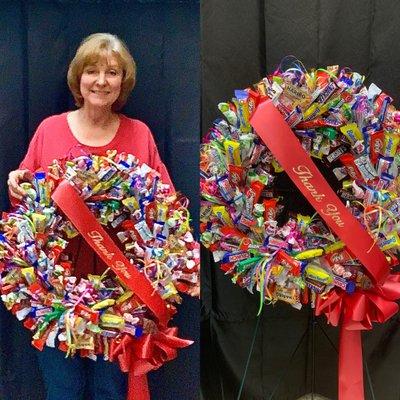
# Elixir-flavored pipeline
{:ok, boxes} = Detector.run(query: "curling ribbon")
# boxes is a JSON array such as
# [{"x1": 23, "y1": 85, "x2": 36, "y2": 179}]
[
  {"x1": 250, "y1": 100, "x2": 396, "y2": 400},
  {"x1": 52, "y1": 181, "x2": 192, "y2": 400}
]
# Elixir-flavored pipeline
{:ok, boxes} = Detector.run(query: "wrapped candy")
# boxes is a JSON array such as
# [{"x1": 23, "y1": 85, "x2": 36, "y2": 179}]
[{"x1": 0, "y1": 150, "x2": 199, "y2": 361}]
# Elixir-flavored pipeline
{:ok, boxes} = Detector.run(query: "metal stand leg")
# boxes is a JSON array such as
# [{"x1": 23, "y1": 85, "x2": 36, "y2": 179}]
[{"x1": 311, "y1": 311, "x2": 316, "y2": 400}]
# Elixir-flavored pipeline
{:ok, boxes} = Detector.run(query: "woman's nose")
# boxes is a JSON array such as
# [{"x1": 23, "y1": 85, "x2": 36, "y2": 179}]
[{"x1": 96, "y1": 72, "x2": 107, "y2": 85}]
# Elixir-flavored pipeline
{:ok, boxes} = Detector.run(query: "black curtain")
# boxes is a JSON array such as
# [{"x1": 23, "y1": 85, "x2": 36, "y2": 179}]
[
  {"x1": 0, "y1": 1, "x2": 199, "y2": 399},
  {"x1": 201, "y1": 1, "x2": 400, "y2": 399}
]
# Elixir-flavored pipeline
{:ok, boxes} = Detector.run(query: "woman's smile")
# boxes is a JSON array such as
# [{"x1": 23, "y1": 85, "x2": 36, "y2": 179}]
[{"x1": 90, "y1": 89, "x2": 111, "y2": 95}]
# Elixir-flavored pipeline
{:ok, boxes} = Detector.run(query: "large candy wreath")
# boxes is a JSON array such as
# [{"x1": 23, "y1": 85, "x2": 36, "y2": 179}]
[
  {"x1": 0, "y1": 150, "x2": 199, "y2": 399},
  {"x1": 200, "y1": 56, "x2": 400, "y2": 400}
]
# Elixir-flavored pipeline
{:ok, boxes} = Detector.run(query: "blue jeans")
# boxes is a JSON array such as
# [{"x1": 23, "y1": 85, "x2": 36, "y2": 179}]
[{"x1": 36, "y1": 347, "x2": 128, "y2": 400}]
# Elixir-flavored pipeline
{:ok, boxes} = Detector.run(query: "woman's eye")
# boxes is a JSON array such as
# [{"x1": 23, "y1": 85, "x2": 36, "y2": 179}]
[
  {"x1": 108, "y1": 70, "x2": 118, "y2": 76},
  {"x1": 85, "y1": 69, "x2": 96, "y2": 74}
]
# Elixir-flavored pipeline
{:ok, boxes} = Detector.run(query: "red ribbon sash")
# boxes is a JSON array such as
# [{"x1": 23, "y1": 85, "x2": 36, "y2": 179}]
[
  {"x1": 250, "y1": 100, "x2": 389, "y2": 284},
  {"x1": 339, "y1": 329, "x2": 363, "y2": 399},
  {"x1": 52, "y1": 180, "x2": 170, "y2": 327},
  {"x1": 52, "y1": 180, "x2": 174, "y2": 400},
  {"x1": 250, "y1": 100, "x2": 396, "y2": 400}
]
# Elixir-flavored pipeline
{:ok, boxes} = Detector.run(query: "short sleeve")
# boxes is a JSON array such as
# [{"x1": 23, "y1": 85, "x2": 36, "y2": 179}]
[
  {"x1": 147, "y1": 129, "x2": 175, "y2": 191},
  {"x1": 19, "y1": 120, "x2": 45, "y2": 171}
]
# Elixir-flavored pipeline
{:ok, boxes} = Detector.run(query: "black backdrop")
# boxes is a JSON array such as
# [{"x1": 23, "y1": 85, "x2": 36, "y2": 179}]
[
  {"x1": 0, "y1": 1, "x2": 199, "y2": 400},
  {"x1": 201, "y1": 1, "x2": 400, "y2": 399}
]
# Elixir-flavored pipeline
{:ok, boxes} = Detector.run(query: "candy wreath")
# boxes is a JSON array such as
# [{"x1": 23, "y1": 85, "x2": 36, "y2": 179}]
[
  {"x1": 0, "y1": 150, "x2": 199, "y2": 367},
  {"x1": 200, "y1": 56, "x2": 400, "y2": 399}
]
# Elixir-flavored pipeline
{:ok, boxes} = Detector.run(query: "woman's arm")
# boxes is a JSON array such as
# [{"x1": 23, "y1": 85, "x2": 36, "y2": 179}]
[
  {"x1": 8, "y1": 121, "x2": 45, "y2": 201},
  {"x1": 146, "y1": 129, "x2": 175, "y2": 190},
  {"x1": 19, "y1": 120, "x2": 45, "y2": 171}
]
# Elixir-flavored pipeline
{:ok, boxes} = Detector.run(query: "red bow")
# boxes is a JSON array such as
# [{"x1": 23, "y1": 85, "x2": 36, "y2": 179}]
[
  {"x1": 315, "y1": 274, "x2": 400, "y2": 400},
  {"x1": 110, "y1": 328, "x2": 193, "y2": 400}
]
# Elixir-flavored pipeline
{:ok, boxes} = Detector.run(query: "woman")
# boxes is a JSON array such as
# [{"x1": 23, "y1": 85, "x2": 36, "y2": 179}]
[{"x1": 8, "y1": 33, "x2": 174, "y2": 400}]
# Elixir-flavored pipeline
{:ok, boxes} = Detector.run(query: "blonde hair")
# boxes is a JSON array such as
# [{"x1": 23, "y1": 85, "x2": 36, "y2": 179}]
[{"x1": 67, "y1": 33, "x2": 136, "y2": 111}]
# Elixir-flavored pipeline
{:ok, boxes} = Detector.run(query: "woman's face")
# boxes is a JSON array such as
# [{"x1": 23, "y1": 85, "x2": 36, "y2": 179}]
[{"x1": 80, "y1": 55, "x2": 123, "y2": 110}]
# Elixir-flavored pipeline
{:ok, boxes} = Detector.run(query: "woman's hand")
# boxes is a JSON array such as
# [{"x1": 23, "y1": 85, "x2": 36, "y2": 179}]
[
  {"x1": 7, "y1": 169, "x2": 33, "y2": 200},
  {"x1": 187, "y1": 282, "x2": 200, "y2": 298}
]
